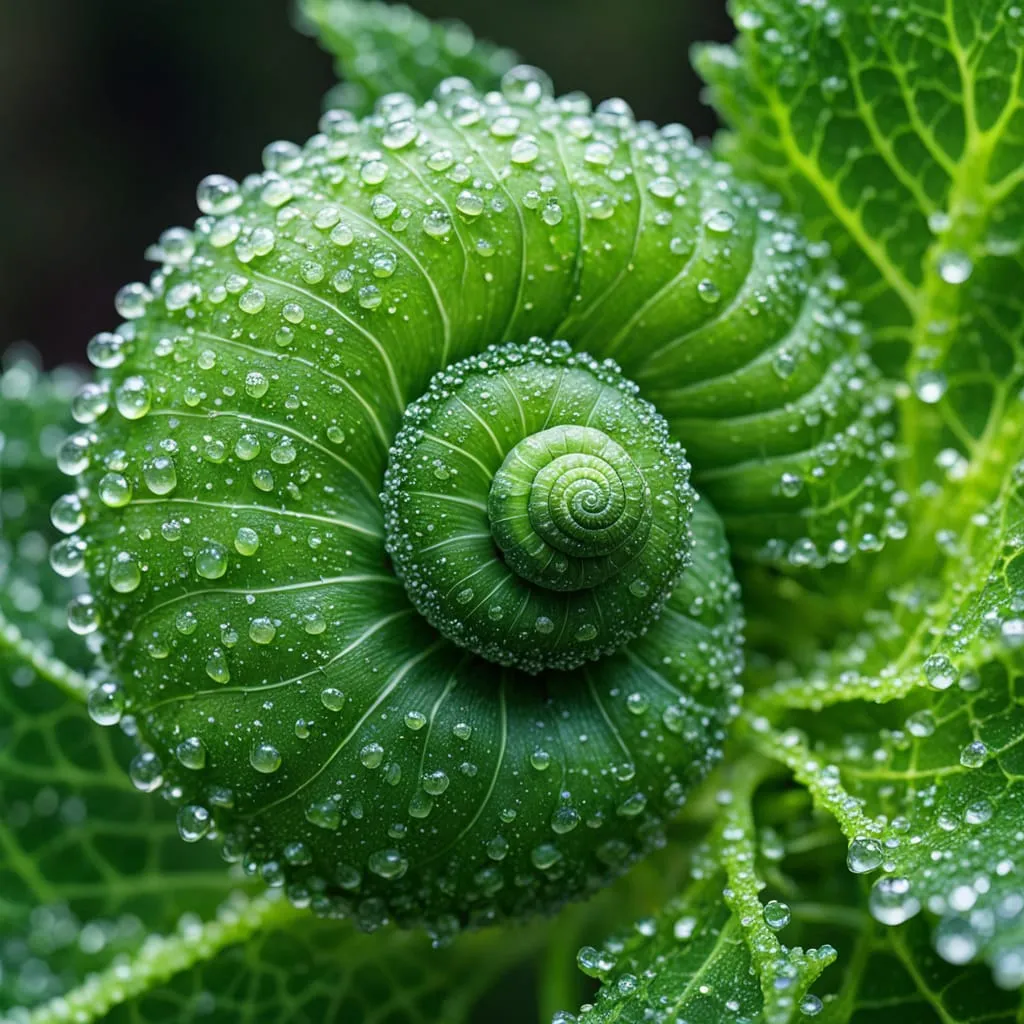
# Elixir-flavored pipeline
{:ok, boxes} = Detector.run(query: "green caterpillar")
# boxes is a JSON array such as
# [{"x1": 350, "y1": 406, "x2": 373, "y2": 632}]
[{"x1": 55, "y1": 66, "x2": 892, "y2": 934}]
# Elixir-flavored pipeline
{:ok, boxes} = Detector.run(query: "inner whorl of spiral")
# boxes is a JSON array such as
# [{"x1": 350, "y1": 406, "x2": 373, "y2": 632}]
[
  {"x1": 383, "y1": 341, "x2": 695, "y2": 674},
  {"x1": 489, "y1": 426, "x2": 653, "y2": 592}
]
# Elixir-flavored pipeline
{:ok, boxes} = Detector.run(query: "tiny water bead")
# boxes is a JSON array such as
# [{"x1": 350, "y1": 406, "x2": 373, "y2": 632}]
[
  {"x1": 86, "y1": 680, "x2": 125, "y2": 726},
  {"x1": 846, "y1": 837, "x2": 883, "y2": 874},
  {"x1": 108, "y1": 551, "x2": 142, "y2": 593},
  {"x1": 869, "y1": 876, "x2": 921, "y2": 926},
  {"x1": 195, "y1": 543, "x2": 229, "y2": 580},
  {"x1": 250, "y1": 743, "x2": 282, "y2": 774},
  {"x1": 175, "y1": 736, "x2": 207, "y2": 770},
  {"x1": 176, "y1": 803, "x2": 212, "y2": 843}
]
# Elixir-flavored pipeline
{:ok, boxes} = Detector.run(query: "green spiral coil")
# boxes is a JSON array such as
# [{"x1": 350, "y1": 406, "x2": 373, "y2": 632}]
[
  {"x1": 383, "y1": 341, "x2": 694, "y2": 672},
  {"x1": 55, "y1": 65, "x2": 892, "y2": 934}
]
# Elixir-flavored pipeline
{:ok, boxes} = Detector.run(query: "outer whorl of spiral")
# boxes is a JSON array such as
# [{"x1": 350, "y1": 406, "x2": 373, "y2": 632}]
[
  {"x1": 383, "y1": 342, "x2": 694, "y2": 673},
  {"x1": 56, "y1": 64, "x2": 892, "y2": 932}
]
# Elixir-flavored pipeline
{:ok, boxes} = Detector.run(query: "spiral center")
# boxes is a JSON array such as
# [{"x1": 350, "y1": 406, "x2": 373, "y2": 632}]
[{"x1": 489, "y1": 425, "x2": 653, "y2": 592}]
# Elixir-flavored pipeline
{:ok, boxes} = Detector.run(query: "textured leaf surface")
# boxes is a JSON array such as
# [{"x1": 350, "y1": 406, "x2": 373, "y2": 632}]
[
  {"x1": 694, "y1": 0, "x2": 1024, "y2": 997},
  {"x1": 0, "y1": 356, "x2": 241, "y2": 1015},
  {"x1": 696, "y1": 0, "x2": 1024, "y2": 512},
  {"x1": 569, "y1": 765, "x2": 835, "y2": 1024},
  {"x1": 300, "y1": 0, "x2": 517, "y2": 115},
  {"x1": 816, "y1": 916, "x2": 1023, "y2": 1023}
]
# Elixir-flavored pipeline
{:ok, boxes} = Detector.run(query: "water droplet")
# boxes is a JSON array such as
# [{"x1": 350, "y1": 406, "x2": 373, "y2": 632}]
[
  {"x1": 422, "y1": 770, "x2": 450, "y2": 796},
  {"x1": 913, "y1": 370, "x2": 948, "y2": 405},
  {"x1": 175, "y1": 736, "x2": 207, "y2": 770},
  {"x1": 87, "y1": 681, "x2": 125, "y2": 726},
  {"x1": 382, "y1": 119, "x2": 417, "y2": 150},
  {"x1": 129, "y1": 750, "x2": 163, "y2": 792},
  {"x1": 404, "y1": 710, "x2": 427, "y2": 730},
  {"x1": 934, "y1": 916, "x2": 979, "y2": 964},
  {"x1": 576, "y1": 945, "x2": 615, "y2": 978},
  {"x1": 510, "y1": 136, "x2": 540, "y2": 164},
  {"x1": 143, "y1": 455, "x2": 177, "y2": 495},
  {"x1": 704, "y1": 208, "x2": 736, "y2": 233},
  {"x1": 423, "y1": 209, "x2": 453, "y2": 239},
  {"x1": 195, "y1": 543, "x2": 229, "y2": 580},
  {"x1": 800, "y1": 994, "x2": 823, "y2": 1017},
  {"x1": 249, "y1": 616, "x2": 276, "y2": 644},
  {"x1": 847, "y1": 837, "x2": 884, "y2": 874},
  {"x1": 98, "y1": 471, "x2": 133, "y2": 507},
  {"x1": 306, "y1": 800, "x2": 341, "y2": 830},
  {"x1": 72, "y1": 381, "x2": 110, "y2": 424},
  {"x1": 531, "y1": 843, "x2": 562, "y2": 870},
  {"x1": 115, "y1": 282, "x2": 151, "y2": 319},
  {"x1": 541, "y1": 199, "x2": 563, "y2": 226},
  {"x1": 108, "y1": 550, "x2": 141, "y2": 593},
  {"x1": 86, "y1": 331, "x2": 124, "y2": 369},
  {"x1": 239, "y1": 288, "x2": 266, "y2": 315},
  {"x1": 368, "y1": 848, "x2": 408, "y2": 879},
  {"x1": 964, "y1": 798, "x2": 992, "y2": 824},
  {"x1": 905, "y1": 709, "x2": 936, "y2": 737},
  {"x1": 551, "y1": 806, "x2": 581, "y2": 834},
  {"x1": 772, "y1": 348, "x2": 797, "y2": 379},
  {"x1": 937, "y1": 249, "x2": 973, "y2": 284},
  {"x1": 923, "y1": 652, "x2": 958, "y2": 689},
  {"x1": 244, "y1": 371, "x2": 269, "y2": 398},
  {"x1": 697, "y1": 278, "x2": 721, "y2": 303},
  {"x1": 57, "y1": 433, "x2": 91, "y2": 476},
  {"x1": 316, "y1": 686, "x2": 344, "y2": 712},
  {"x1": 869, "y1": 876, "x2": 921, "y2": 925},
  {"x1": 626, "y1": 692, "x2": 649, "y2": 714},
  {"x1": 50, "y1": 537, "x2": 86, "y2": 578},
  {"x1": 250, "y1": 742, "x2": 282, "y2": 774},
  {"x1": 205, "y1": 648, "x2": 230, "y2": 683},
  {"x1": 302, "y1": 611, "x2": 326, "y2": 635},
  {"x1": 175, "y1": 610, "x2": 198, "y2": 635},
  {"x1": 177, "y1": 804, "x2": 211, "y2": 842},
  {"x1": 67, "y1": 594, "x2": 100, "y2": 635},
  {"x1": 196, "y1": 174, "x2": 242, "y2": 215},
  {"x1": 959, "y1": 740, "x2": 987, "y2": 768},
  {"x1": 780, "y1": 472, "x2": 803, "y2": 498},
  {"x1": 360, "y1": 742, "x2": 384, "y2": 769},
  {"x1": 51, "y1": 493, "x2": 85, "y2": 534},
  {"x1": 500, "y1": 64, "x2": 552, "y2": 104}
]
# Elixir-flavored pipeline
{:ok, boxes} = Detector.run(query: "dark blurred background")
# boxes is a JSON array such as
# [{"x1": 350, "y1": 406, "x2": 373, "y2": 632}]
[{"x1": 0, "y1": 0, "x2": 732, "y2": 368}]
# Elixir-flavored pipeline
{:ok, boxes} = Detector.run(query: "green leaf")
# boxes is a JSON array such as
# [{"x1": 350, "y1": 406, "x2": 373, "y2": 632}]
[
  {"x1": 22, "y1": 896, "x2": 539, "y2": 1024},
  {"x1": 298, "y1": 0, "x2": 518, "y2": 116},
  {"x1": 0, "y1": 354, "x2": 91, "y2": 698},
  {"x1": 0, "y1": 354, "x2": 244, "y2": 1014},
  {"x1": 741, "y1": 407, "x2": 1024, "y2": 996},
  {"x1": 750, "y1": 659, "x2": 1024, "y2": 995},
  {"x1": 820, "y1": 917, "x2": 1022, "y2": 1023},
  {"x1": 696, "y1": 0, "x2": 1024, "y2": 571},
  {"x1": 568, "y1": 763, "x2": 835, "y2": 1024}
]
